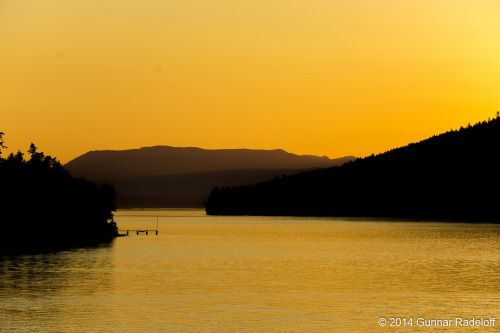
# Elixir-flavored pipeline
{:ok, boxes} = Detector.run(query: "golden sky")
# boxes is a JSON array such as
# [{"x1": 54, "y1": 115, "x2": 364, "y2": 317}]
[{"x1": 1, "y1": 0, "x2": 499, "y2": 163}]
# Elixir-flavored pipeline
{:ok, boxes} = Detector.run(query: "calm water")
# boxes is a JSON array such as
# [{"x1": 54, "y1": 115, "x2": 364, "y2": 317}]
[{"x1": 1, "y1": 210, "x2": 499, "y2": 332}]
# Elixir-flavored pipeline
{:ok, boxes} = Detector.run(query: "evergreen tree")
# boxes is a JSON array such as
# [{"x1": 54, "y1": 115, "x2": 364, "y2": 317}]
[{"x1": 0, "y1": 137, "x2": 118, "y2": 253}]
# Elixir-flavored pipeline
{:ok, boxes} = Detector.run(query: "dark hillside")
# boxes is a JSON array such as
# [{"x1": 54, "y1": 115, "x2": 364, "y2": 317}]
[
  {"x1": 114, "y1": 168, "x2": 321, "y2": 208},
  {"x1": 205, "y1": 116, "x2": 500, "y2": 222},
  {"x1": 0, "y1": 142, "x2": 118, "y2": 254}
]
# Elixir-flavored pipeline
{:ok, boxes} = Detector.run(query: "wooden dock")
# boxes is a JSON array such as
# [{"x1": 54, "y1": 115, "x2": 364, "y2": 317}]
[
  {"x1": 118, "y1": 215, "x2": 159, "y2": 236},
  {"x1": 119, "y1": 229, "x2": 158, "y2": 236}
]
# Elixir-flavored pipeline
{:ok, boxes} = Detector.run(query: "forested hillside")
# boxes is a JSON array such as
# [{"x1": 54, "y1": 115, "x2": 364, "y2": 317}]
[
  {"x1": 0, "y1": 137, "x2": 118, "y2": 253},
  {"x1": 205, "y1": 116, "x2": 500, "y2": 222}
]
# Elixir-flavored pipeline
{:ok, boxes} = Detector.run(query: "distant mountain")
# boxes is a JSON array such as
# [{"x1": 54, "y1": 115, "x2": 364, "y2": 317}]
[
  {"x1": 205, "y1": 117, "x2": 500, "y2": 222},
  {"x1": 65, "y1": 147, "x2": 354, "y2": 208}
]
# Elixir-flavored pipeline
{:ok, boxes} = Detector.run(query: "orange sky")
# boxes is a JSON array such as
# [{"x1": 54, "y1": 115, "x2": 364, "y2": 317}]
[{"x1": 1, "y1": 0, "x2": 499, "y2": 163}]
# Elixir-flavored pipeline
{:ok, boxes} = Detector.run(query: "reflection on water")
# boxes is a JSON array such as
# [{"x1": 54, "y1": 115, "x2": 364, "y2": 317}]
[
  {"x1": 0, "y1": 244, "x2": 114, "y2": 331},
  {"x1": 1, "y1": 211, "x2": 499, "y2": 332}
]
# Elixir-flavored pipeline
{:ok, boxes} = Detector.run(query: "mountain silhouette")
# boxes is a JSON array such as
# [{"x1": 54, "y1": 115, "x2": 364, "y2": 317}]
[
  {"x1": 205, "y1": 117, "x2": 500, "y2": 222},
  {"x1": 65, "y1": 146, "x2": 354, "y2": 208}
]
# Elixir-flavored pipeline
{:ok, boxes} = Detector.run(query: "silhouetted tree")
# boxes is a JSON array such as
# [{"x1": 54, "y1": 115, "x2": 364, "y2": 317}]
[
  {"x1": 0, "y1": 139, "x2": 118, "y2": 253},
  {"x1": 0, "y1": 132, "x2": 6, "y2": 157}
]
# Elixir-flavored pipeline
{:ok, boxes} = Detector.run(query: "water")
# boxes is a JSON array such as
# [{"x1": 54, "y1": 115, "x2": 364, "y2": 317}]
[{"x1": 1, "y1": 210, "x2": 499, "y2": 332}]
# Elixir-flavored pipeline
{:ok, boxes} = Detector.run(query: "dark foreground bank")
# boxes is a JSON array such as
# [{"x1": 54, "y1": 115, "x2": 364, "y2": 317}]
[
  {"x1": 0, "y1": 138, "x2": 118, "y2": 254},
  {"x1": 205, "y1": 116, "x2": 500, "y2": 222}
]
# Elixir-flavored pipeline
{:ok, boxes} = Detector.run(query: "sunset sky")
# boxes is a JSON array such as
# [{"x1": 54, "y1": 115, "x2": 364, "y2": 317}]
[{"x1": 1, "y1": 0, "x2": 499, "y2": 163}]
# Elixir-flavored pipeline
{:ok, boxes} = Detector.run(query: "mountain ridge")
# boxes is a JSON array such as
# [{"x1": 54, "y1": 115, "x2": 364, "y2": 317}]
[
  {"x1": 66, "y1": 146, "x2": 351, "y2": 181},
  {"x1": 65, "y1": 146, "x2": 354, "y2": 208}
]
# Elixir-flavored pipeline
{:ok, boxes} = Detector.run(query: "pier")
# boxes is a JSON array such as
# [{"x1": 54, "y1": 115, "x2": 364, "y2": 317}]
[
  {"x1": 118, "y1": 215, "x2": 160, "y2": 236},
  {"x1": 119, "y1": 229, "x2": 158, "y2": 236},
  {"x1": 116, "y1": 213, "x2": 208, "y2": 236}
]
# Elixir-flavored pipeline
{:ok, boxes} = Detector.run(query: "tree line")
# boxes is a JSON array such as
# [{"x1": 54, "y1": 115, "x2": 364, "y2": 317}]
[
  {"x1": 205, "y1": 115, "x2": 500, "y2": 222},
  {"x1": 0, "y1": 134, "x2": 118, "y2": 253}
]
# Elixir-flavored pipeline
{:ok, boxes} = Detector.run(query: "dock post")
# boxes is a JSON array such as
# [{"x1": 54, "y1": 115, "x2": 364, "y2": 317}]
[
  {"x1": 126, "y1": 230, "x2": 129, "y2": 235},
  {"x1": 146, "y1": 230, "x2": 148, "y2": 235},
  {"x1": 156, "y1": 230, "x2": 158, "y2": 235},
  {"x1": 137, "y1": 230, "x2": 139, "y2": 235}
]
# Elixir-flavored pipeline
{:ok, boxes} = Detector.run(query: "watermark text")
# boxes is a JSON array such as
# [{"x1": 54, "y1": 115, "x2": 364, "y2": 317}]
[{"x1": 378, "y1": 317, "x2": 496, "y2": 328}]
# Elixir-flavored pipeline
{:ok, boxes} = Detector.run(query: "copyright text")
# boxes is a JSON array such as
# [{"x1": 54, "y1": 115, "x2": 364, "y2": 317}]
[{"x1": 378, "y1": 317, "x2": 496, "y2": 328}]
